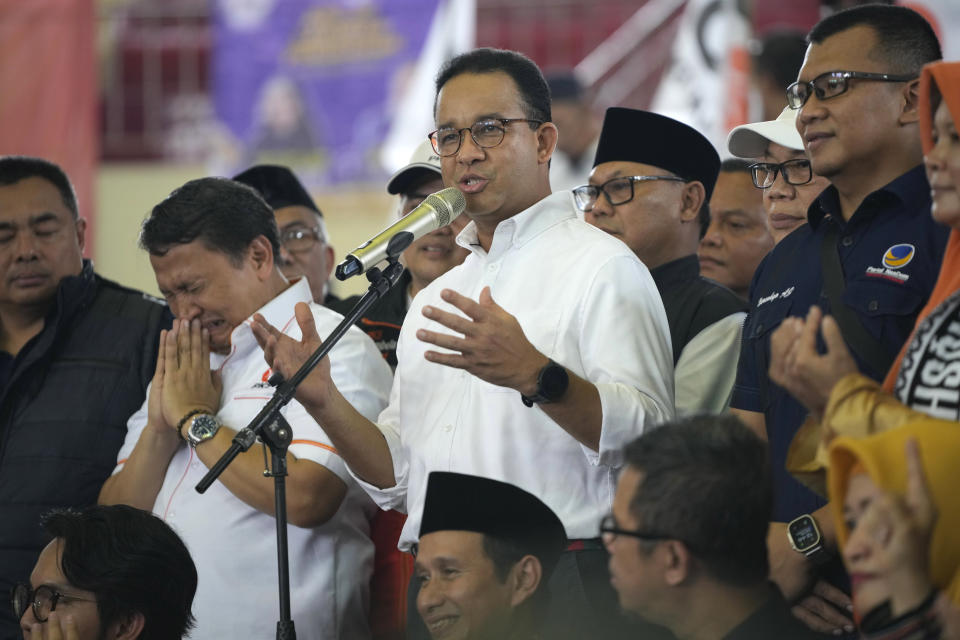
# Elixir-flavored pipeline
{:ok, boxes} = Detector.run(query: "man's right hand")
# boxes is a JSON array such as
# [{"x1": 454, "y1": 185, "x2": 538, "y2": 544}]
[
  {"x1": 146, "y1": 329, "x2": 175, "y2": 439},
  {"x1": 251, "y1": 302, "x2": 334, "y2": 412},
  {"x1": 791, "y1": 581, "x2": 855, "y2": 635}
]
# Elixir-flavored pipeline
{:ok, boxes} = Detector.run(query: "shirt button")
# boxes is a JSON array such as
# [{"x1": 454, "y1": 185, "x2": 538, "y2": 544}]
[
  {"x1": 442, "y1": 424, "x2": 452, "y2": 432},
  {"x1": 868, "y1": 300, "x2": 879, "y2": 312},
  {"x1": 841, "y1": 236, "x2": 853, "y2": 247},
  {"x1": 487, "y1": 263, "x2": 498, "y2": 272}
]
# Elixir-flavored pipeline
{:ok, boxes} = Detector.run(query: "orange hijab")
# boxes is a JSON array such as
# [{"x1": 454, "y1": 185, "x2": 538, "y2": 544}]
[{"x1": 882, "y1": 61, "x2": 960, "y2": 392}]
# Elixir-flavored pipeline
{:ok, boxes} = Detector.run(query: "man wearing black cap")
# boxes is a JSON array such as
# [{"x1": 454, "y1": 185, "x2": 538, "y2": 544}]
[
  {"x1": 577, "y1": 107, "x2": 747, "y2": 415},
  {"x1": 332, "y1": 141, "x2": 469, "y2": 369},
  {"x1": 415, "y1": 472, "x2": 566, "y2": 640},
  {"x1": 233, "y1": 164, "x2": 339, "y2": 307}
]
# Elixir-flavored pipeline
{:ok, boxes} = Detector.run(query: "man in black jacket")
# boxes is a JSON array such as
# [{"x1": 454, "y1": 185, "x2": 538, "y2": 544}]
[
  {"x1": 606, "y1": 414, "x2": 820, "y2": 640},
  {"x1": 0, "y1": 156, "x2": 169, "y2": 640}
]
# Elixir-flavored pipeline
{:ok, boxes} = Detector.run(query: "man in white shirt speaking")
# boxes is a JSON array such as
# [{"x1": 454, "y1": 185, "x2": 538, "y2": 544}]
[
  {"x1": 252, "y1": 48, "x2": 674, "y2": 639},
  {"x1": 99, "y1": 177, "x2": 393, "y2": 640}
]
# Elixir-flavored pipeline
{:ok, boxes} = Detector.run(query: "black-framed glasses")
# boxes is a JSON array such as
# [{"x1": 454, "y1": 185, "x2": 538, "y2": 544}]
[
  {"x1": 599, "y1": 514, "x2": 678, "y2": 546},
  {"x1": 428, "y1": 118, "x2": 543, "y2": 157},
  {"x1": 11, "y1": 583, "x2": 96, "y2": 623},
  {"x1": 280, "y1": 226, "x2": 323, "y2": 253},
  {"x1": 573, "y1": 175, "x2": 687, "y2": 213},
  {"x1": 748, "y1": 159, "x2": 813, "y2": 188},
  {"x1": 786, "y1": 70, "x2": 916, "y2": 109}
]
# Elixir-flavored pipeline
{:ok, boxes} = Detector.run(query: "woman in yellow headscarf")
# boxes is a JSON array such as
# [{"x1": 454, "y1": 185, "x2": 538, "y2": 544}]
[
  {"x1": 771, "y1": 59, "x2": 960, "y2": 492},
  {"x1": 828, "y1": 420, "x2": 960, "y2": 637}
]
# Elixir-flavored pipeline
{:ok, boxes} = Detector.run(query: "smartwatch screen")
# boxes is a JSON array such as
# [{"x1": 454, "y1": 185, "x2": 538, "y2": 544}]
[{"x1": 789, "y1": 516, "x2": 819, "y2": 551}]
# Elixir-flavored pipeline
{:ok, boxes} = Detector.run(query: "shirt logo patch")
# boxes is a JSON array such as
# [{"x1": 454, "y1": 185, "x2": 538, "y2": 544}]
[
  {"x1": 865, "y1": 244, "x2": 915, "y2": 284},
  {"x1": 882, "y1": 244, "x2": 915, "y2": 269}
]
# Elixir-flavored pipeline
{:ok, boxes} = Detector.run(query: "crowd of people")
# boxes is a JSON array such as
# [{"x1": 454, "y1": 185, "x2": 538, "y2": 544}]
[{"x1": 1, "y1": 3, "x2": 958, "y2": 639}]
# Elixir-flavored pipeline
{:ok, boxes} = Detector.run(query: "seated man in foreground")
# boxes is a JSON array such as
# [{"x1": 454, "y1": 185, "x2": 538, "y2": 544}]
[
  {"x1": 606, "y1": 414, "x2": 819, "y2": 639},
  {"x1": 415, "y1": 471, "x2": 567, "y2": 640},
  {"x1": 15, "y1": 504, "x2": 197, "y2": 640}
]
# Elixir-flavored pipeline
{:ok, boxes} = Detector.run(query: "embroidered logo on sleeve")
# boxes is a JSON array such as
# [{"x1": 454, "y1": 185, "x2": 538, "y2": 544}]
[{"x1": 866, "y1": 244, "x2": 915, "y2": 283}]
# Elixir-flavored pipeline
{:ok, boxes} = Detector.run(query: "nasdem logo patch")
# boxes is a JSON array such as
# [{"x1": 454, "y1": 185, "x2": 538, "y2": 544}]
[{"x1": 882, "y1": 244, "x2": 915, "y2": 269}]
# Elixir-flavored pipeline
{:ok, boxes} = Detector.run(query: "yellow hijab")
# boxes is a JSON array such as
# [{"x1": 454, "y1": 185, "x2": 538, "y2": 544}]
[{"x1": 828, "y1": 420, "x2": 960, "y2": 604}]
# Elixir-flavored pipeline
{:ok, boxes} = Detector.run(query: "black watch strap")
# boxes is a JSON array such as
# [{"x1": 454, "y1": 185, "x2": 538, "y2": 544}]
[{"x1": 521, "y1": 359, "x2": 569, "y2": 407}]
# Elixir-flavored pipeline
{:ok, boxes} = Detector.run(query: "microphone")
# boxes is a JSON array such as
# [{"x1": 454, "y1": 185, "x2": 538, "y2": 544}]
[{"x1": 335, "y1": 187, "x2": 466, "y2": 280}]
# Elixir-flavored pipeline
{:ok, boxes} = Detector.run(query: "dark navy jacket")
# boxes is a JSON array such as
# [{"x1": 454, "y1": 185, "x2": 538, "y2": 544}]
[
  {"x1": 0, "y1": 261, "x2": 170, "y2": 639},
  {"x1": 731, "y1": 165, "x2": 948, "y2": 522}
]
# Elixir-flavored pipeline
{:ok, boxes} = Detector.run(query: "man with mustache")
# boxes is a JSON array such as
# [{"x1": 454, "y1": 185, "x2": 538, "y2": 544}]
[
  {"x1": 0, "y1": 156, "x2": 170, "y2": 640},
  {"x1": 728, "y1": 4, "x2": 948, "y2": 634}
]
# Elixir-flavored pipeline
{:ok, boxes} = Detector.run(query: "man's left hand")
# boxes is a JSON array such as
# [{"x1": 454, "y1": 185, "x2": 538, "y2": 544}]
[
  {"x1": 28, "y1": 612, "x2": 80, "y2": 640},
  {"x1": 161, "y1": 318, "x2": 222, "y2": 429},
  {"x1": 417, "y1": 287, "x2": 547, "y2": 395}
]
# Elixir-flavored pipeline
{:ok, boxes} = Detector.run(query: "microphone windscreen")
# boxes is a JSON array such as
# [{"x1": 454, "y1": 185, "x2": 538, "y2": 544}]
[{"x1": 424, "y1": 187, "x2": 466, "y2": 226}]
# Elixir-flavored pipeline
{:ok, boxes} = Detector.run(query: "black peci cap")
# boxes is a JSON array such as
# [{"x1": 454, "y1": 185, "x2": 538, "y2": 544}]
[
  {"x1": 233, "y1": 165, "x2": 321, "y2": 214},
  {"x1": 593, "y1": 107, "x2": 721, "y2": 200},
  {"x1": 419, "y1": 472, "x2": 568, "y2": 576}
]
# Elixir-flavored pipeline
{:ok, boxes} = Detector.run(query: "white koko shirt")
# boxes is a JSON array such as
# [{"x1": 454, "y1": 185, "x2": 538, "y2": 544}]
[
  {"x1": 115, "y1": 278, "x2": 393, "y2": 640},
  {"x1": 353, "y1": 191, "x2": 676, "y2": 550}
]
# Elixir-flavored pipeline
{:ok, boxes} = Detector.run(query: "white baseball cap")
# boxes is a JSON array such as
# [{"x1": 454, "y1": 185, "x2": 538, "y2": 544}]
[
  {"x1": 726, "y1": 107, "x2": 804, "y2": 158},
  {"x1": 386, "y1": 140, "x2": 443, "y2": 195}
]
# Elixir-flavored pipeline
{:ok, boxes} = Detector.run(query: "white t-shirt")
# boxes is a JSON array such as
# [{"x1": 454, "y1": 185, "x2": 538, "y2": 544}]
[
  {"x1": 115, "y1": 278, "x2": 393, "y2": 640},
  {"x1": 353, "y1": 191, "x2": 675, "y2": 550}
]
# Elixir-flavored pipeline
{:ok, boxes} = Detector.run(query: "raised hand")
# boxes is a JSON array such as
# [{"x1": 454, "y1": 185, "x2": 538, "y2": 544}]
[
  {"x1": 251, "y1": 302, "x2": 333, "y2": 411},
  {"x1": 416, "y1": 287, "x2": 547, "y2": 394},
  {"x1": 769, "y1": 306, "x2": 858, "y2": 419},
  {"x1": 160, "y1": 318, "x2": 222, "y2": 430}
]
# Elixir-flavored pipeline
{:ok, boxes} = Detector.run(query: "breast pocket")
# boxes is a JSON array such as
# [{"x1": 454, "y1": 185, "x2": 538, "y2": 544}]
[
  {"x1": 743, "y1": 296, "x2": 795, "y2": 409},
  {"x1": 843, "y1": 279, "x2": 924, "y2": 344}
]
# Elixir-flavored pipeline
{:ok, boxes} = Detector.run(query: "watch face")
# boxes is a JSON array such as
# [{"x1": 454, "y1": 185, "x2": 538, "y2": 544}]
[
  {"x1": 540, "y1": 362, "x2": 569, "y2": 401},
  {"x1": 788, "y1": 516, "x2": 820, "y2": 551},
  {"x1": 189, "y1": 414, "x2": 219, "y2": 442}
]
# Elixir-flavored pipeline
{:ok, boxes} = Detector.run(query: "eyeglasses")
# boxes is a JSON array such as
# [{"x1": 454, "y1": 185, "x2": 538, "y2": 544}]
[
  {"x1": 599, "y1": 514, "x2": 678, "y2": 546},
  {"x1": 280, "y1": 226, "x2": 323, "y2": 253},
  {"x1": 748, "y1": 159, "x2": 813, "y2": 188},
  {"x1": 573, "y1": 175, "x2": 686, "y2": 213},
  {"x1": 786, "y1": 70, "x2": 916, "y2": 109},
  {"x1": 428, "y1": 118, "x2": 543, "y2": 157},
  {"x1": 11, "y1": 583, "x2": 96, "y2": 623}
]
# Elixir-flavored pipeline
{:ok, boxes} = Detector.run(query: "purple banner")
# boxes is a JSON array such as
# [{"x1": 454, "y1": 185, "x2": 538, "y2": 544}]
[{"x1": 213, "y1": 0, "x2": 441, "y2": 186}]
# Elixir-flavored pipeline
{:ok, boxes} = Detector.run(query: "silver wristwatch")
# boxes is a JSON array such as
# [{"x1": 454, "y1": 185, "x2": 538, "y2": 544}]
[{"x1": 186, "y1": 413, "x2": 221, "y2": 448}]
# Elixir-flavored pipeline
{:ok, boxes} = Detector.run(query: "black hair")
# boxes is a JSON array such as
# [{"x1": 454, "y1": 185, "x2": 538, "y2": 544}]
[
  {"x1": 140, "y1": 177, "x2": 281, "y2": 265},
  {"x1": 41, "y1": 504, "x2": 197, "y2": 640},
  {"x1": 720, "y1": 158, "x2": 754, "y2": 174},
  {"x1": 622, "y1": 414, "x2": 772, "y2": 587},
  {"x1": 807, "y1": 4, "x2": 941, "y2": 76},
  {"x1": 482, "y1": 534, "x2": 550, "y2": 625},
  {"x1": 435, "y1": 48, "x2": 551, "y2": 125},
  {"x1": 752, "y1": 31, "x2": 808, "y2": 91},
  {"x1": 0, "y1": 156, "x2": 79, "y2": 218}
]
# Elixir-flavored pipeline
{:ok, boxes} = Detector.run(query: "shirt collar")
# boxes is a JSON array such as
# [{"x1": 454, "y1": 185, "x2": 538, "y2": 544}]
[
  {"x1": 808, "y1": 164, "x2": 929, "y2": 230},
  {"x1": 456, "y1": 191, "x2": 577, "y2": 259},
  {"x1": 650, "y1": 254, "x2": 700, "y2": 287},
  {"x1": 224, "y1": 277, "x2": 313, "y2": 360}
]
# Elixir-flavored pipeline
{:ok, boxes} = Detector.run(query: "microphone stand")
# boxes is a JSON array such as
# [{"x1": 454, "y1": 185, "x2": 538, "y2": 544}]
[{"x1": 195, "y1": 234, "x2": 411, "y2": 640}]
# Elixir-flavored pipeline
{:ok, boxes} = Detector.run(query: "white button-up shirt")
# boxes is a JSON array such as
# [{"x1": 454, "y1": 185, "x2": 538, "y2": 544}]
[
  {"x1": 115, "y1": 278, "x2": 393, "y2": 640},
  {"x1": 354, "y1": 191, "x2": 675, "y2": 550}
]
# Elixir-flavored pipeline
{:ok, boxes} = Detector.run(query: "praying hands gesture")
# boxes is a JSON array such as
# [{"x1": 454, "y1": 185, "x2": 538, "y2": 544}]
[
  {"x1": 769, "y1": 306, "x2": 858, "y2": 420},
  {"x1": 146, "y1": 318, "x2": 222, "y2": 440},
  {"x1": 415, "y1": 286, "x2": 548, "y2": 395}
]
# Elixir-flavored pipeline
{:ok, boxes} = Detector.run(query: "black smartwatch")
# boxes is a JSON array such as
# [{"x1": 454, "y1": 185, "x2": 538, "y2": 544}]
[
  {"x1": 787, "y1": 514, "x2": 831, "y2": 566},
  {"x1": 521, "y1": 360, "x2": 569, "y2": 407}
]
